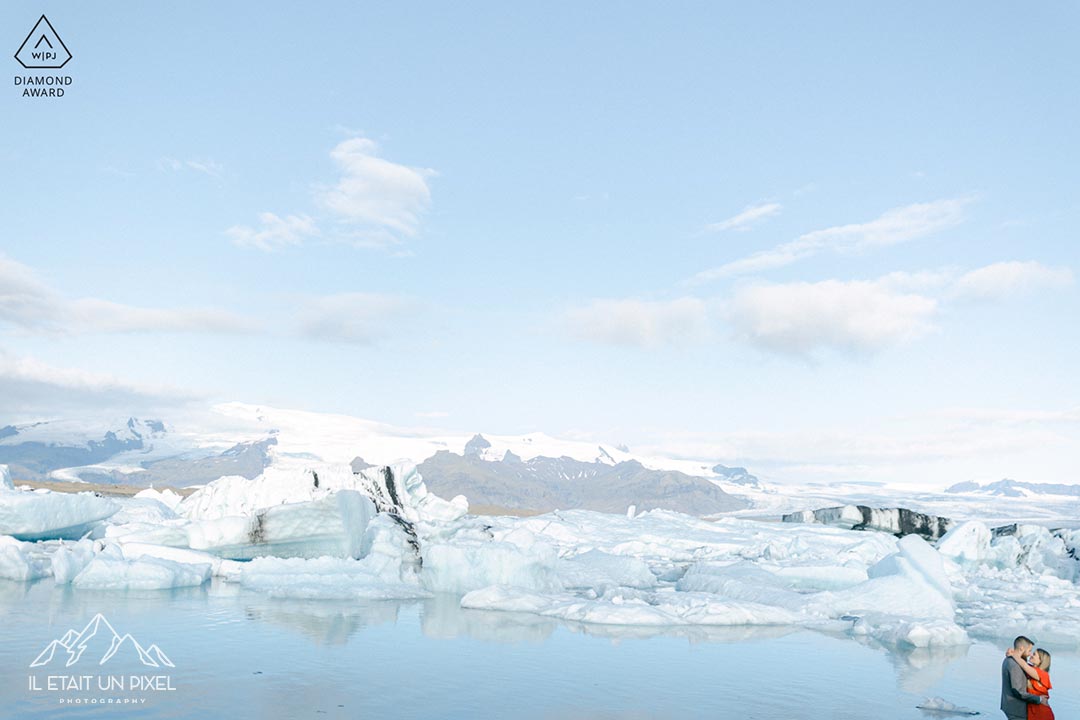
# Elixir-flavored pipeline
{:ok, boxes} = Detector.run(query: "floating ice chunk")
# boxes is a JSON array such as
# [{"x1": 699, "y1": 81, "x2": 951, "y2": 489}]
[
  {"x1": 851, "y1": 616, "x2": 968, "y2": 648},
  {"x1": 101, "y1": 520, "x2": 191, "y2": 548},
  {"x1": 422, "y1": 540, "x2": 562, "y2": 594},
  {"x1": 677, "y1": 561, "x2": 807, "y2": 609},
  {"x1": 119, "y1": 542, "x2": 244, "y2": 580},
  {"x1": 186, "y1": 490, "x2": 376, "y2": 560},
  {"x1": 239, "y1": 556, "x2": 430, "y2": 600},
  {"x1": 179, "y1": 463, "x2": 465, "y2": 526},
  {"x1": 557, "y1": 550, "x2": 657, "y2": 594},
  {"x1": 107, "y1": 497, "x2": 179, "y2": 527},
  {"x1": 357, "y1": 513, "x2": 422, "y2": 583},
  {"x1": 0, "y1": 535, "x2": 50, "y2": 581},
  {"x1": 936, "y1": 521, "x2": 992, "y2": 564},
  {"x1": 0, "y1": 465, "x2": 12, "y2": 491},
  {"x1": 461, "y1": 585, "x2": 803, "y2": 627},
  {"x1": 0, "y1": 484, "x2": 119, "y2": 542},
  {"x1": 72, "y1": 545, "x2": 210, "y2": 590},
  {"x1": 51, "y1": 539, "x2": 98, "y2": 584},
  {"x1": 916, "y1": 697, "x2": 977, "y2": 714},
  {"x1": 868, "y1": 535, "x2": 953, "y2": 601},
  {"x1": 132, "y1": 487, "x2": 184, "y2": 511}
]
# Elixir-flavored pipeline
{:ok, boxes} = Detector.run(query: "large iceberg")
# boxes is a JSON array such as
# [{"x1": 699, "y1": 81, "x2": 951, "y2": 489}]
[
  {"x1": 0, "y1": 464, "x2": 119, "y2": 541},
  {"x1": 3, "y1": 457, "x2": 1079, "y2": 653},
  {"x1": 185, "y1": 489, "x2": 376, "y2": 560}
]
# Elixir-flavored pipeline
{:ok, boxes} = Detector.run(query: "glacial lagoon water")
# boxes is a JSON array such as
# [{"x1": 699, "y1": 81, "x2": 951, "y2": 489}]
[{"x1": 1, "y1": 579, "x2": 1076, "y2": 720}]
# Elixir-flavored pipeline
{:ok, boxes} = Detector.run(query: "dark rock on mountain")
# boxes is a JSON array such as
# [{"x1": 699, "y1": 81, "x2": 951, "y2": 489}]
[
  {"x1": 463, "y1": 434, "x2": 492, "y2": 458},
  {"x1": 350, "y1": 456, "x2": 375, "y2": 473},
  {"x1": 418, "y1": 450, "x2": 747, "y2": 516},
  {"x1": 712, "y1": 464, "x2": 762, "y2": 488}
]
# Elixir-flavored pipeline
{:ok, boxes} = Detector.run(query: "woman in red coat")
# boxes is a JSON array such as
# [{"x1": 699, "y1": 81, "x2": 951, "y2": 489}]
[{"x1": 1006, "y1": 646, "x2": 1055, "y2": 720}]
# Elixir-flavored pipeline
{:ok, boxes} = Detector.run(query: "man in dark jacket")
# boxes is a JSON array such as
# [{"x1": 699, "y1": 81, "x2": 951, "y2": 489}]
[{"x1": 1001, "y1": 635, "x2": 1048, "y2": 719}]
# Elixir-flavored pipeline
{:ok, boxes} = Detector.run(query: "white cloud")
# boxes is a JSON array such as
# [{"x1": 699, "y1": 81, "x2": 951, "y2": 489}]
[
  {"x1": 294, "y1": 292, "x2": 419, "y2": 344},
  {"x1": 0, "y1": 253, "x2": 258, "y2": 336},
  {"x1": 631, "y1": 414, "x2": 1074, "y2": 487},
  {"x1": 565, "y1": 258, "x2": 1070, "y2": 356},
  {"x1": 726, "y1": 279, "x2": 938, "y2": 354},
  {"x1": 315, "y1": 137, "x2": 435, "y2": 243},
  {"x1": 563, "y1": 298, "x2": 710, "y2": 348},
  {"x1": 0, "y1": 346, "x2": 200, "y2": 416},
  {"x1": 950, "y1": 260, "x2": 1073, "y2": 300},
  {"x1": 415, "y1": 410, "x2": 450, "y2": 419},
  {"x1": 68, "y1": 299, "x2": 258, "y2": 334},
  {"x1": 703, "y1": 202, "x2": 781, "y2": 233},
  {"x1": 0, "y1": 254, "x2": 62, "y2": 330},
  {"x1": 230, "y1": 137, "x2": 434, "y2": 252},
  {"x1": 160, "y1": 157, "x2": 224, "y2": 177},
  {"x1": 690, "y1": 197, "x2": 970, "y2": 284},
  {"x1": 226, "y1": 213, "x2": 319, "y2": 252}
]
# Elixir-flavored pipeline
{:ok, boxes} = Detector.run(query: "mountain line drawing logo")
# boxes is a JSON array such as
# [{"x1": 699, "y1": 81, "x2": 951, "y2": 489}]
[{"x1": 30, "y1": 614, "x2": 174, "y2": 669}]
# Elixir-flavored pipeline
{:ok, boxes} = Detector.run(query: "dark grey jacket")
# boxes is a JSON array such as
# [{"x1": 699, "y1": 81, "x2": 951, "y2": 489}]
[{"x1": 1001, "y1": 656, "x2": 1045, "y2": 718}]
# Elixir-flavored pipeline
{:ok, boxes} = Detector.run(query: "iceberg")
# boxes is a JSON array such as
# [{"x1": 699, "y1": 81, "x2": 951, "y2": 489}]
[
  {"x1": 185, "y1": 489, "x2": 376, "y2": 560},
  {"x1": 50, "y1": 539, "x2": 98, "y2": 584},
  {"x1": 0, "y1": 535, "x2": 50, "y2": 581},
  {"x1": 71, "y1": 545, "x2": 211, "y2": 590},
  {"x1": 239, "y1": 556, "x2": 429, "y2": 600},
  {"x1": 178, "y1": 463, "x2": 466, "y2": 526},
  {"x1": 0, "y1": 465, "x2": 119, "y2": 541}
]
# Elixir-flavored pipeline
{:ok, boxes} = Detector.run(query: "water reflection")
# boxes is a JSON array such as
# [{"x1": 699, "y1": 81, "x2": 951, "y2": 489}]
[
  {"x1": 242, "y1": 597, "x2": 404, "y2": 645},
  {"x1": 1, "y1": 579, "x2": 1077, "y2": 720}
]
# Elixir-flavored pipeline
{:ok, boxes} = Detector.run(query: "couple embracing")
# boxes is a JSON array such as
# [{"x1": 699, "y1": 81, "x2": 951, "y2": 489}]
[{"x1": 1001, "y1": 635, "x2": 1054, "y2": 720}]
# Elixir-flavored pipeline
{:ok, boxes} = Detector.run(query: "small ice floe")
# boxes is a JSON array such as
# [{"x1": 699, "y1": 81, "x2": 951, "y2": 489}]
[{"x1": 916, "y1": 697, "x2": 979, "y2": 715}]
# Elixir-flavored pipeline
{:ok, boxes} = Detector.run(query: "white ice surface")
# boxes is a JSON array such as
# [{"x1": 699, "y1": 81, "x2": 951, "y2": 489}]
[
  {"x1": 0, "y1": 535, "x2": 50, "y2": 581},
  {"x1": 3, "y1": 459, "x2": 1078, "y2": 651},
  {"x1": 0, "y1": 465, "x2": 120, "y2": 541},
  {"x1": 70, "y1": 544, "x2": 210, "y2": 590}
]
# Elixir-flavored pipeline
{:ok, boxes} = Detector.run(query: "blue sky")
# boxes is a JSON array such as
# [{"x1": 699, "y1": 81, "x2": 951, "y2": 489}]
[{"x1": 2, "y1": 2, "x2": 1078, "y2": 485}]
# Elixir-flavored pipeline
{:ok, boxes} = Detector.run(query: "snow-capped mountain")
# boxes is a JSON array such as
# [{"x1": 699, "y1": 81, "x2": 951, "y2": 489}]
[
  {"x1": 0, "y1": 414, "x2": 276, "y2": 485},
  {"x1": 0, "y1": 417, "x2": 163, "y2": 478},
  {"x1": 946, "y1": 478, "x2": 1080, "y2": 498},
  {"x1": 30, "y1": 613, "x2": 173, "y2": 668},
  {"x1": 418, "y1": 436, "x2": 747, "y2": 515}
]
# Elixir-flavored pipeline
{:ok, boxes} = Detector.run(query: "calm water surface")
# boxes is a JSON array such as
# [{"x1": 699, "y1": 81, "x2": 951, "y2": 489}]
[{"x1": 1, "y1": 579, "x2": 1076, "y2": 719}]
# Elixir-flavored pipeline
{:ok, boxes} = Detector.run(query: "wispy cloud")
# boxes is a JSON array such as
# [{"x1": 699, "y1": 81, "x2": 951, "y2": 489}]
[
  {"x1": 0, "y1": 346, "x2": 201, "y2": 416},
  {"x1": 227, "y1": 213, "x2": 319, "y2": 252},
  {"x1": 0, "y1": 253, "x2": 259, "y2": 336},
  {"x1": 703, "y1": 202, "x2": 781, "y2": 233},
  {"x1": 689, "y1": 197, "x2": 970, "y2": 284},
  {"x1": 230, "y1": 136, "x2": 435, "y2": 252},
  {"x1": 316, "y1": 137, "x2": 435, "y2": 242},
  {"x1": 160, "y1": 156, "x2": 224, "y2": 178},
  {"x1": 566, "y1": 258, "x2": 1071, "y2": 355},
  {"x1": 725, "y1": 278, "x2": 939, "y2": 355},
  {"x1": 562, "y1": 297, "x2": 711, "y2": 348},
  {"x1": 950, "y1": 260, "x2": 1073, "y2": 301},
  {"x1": 293, "y1": 292, "x2": 420, "y2": 344}
]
